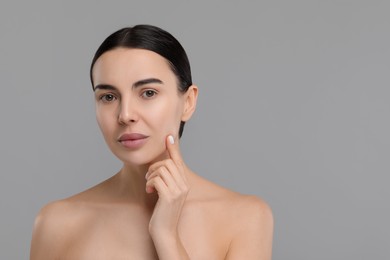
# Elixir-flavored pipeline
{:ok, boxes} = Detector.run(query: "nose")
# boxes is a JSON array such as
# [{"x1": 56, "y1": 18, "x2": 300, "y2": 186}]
[{"x1": 118, "y1": 98, "x2": 139, "y2": 125}]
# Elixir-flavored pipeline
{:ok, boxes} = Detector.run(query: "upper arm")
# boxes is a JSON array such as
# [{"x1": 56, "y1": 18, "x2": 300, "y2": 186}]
[{"x1": 226, "y1": 196, "x2": 274, "y2": 260}]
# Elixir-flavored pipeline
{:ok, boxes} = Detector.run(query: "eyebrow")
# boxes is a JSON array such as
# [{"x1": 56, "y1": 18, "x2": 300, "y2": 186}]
[
  {"x1": 94, "y1": 78, "x2": 164, "y2": 91},
  {"x1": 133, "y1": 78, "x2": 163, "y2": 88}
]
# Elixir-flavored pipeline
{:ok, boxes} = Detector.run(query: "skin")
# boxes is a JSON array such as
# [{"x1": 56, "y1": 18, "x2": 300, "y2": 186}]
[{"x1": 30, "y1": 48, "x2": 274, "y2": 259}]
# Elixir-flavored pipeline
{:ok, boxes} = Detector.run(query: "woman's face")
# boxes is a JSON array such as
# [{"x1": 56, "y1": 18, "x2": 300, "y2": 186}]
[{"x1": 92, "y1": 48, "x2": 196, "y2": 166}]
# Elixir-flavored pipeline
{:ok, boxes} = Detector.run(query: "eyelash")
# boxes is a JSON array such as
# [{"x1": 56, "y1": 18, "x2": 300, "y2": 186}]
[
  {"x1": 98, "y1": 89, "x2": 158, "y2": 103},
  {"x1": 99, "y1": 93, "x2": 117, "y2": 103},
  {"x1": 141, "y1": 89, "x2": 158, "y2": 99}
]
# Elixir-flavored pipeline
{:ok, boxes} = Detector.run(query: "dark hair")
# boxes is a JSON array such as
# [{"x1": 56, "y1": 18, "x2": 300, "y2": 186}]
[{"x1": 90, "y1": 24, "x2": 193, "y2": 138}]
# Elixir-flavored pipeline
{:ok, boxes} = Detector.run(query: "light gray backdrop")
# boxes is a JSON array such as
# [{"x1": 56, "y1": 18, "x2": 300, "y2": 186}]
[{"x1": 1, "y1": 1, "x2": 389, "y2": 259}]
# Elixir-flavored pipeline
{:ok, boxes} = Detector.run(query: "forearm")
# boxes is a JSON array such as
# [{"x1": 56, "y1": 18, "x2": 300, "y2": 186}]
[{"x1": 152, "y1": 232, "x2": 190, "y2": 260}]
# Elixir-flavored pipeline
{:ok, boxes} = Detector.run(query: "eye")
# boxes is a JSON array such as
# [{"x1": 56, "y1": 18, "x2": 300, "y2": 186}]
[
  {"x1": 100, "y1": 93, "x2": 117, "y2": 103},
  {"x1": 141, "y1": 89, "x2": 158, "y2": 99}
]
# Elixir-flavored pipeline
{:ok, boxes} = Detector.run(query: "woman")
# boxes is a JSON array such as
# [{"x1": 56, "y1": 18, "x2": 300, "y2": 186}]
[{"x1": 30, "y1": 24, "x2": 273, "y2": 259}]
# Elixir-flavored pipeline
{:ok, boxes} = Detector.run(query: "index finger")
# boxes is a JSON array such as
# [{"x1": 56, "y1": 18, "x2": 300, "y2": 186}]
[{"x1": 166, "y1": 134, "x2": 184, "y2": 167}]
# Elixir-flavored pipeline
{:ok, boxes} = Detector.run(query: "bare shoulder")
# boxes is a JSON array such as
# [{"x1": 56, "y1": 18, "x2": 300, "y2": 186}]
[
  {"x1": 222, "y1": 192, "x2": 273, "y2": 259},
  {"x1": 30, "y1": 181, "x2": 106, "y2": 259},
  {"x1": 31, "y1": 182, "x2": 106, "y2": 232},
  {"x1": 192, "y1": 174, "x2": 273, "y2": 220},
  {"x1": 190, "y1": 175, "x2": 274, "y2": 259},
  {"x1": 225, "y1": 194, "x2": 274, "y2": 259},
  {"x1": 30, "y1": 182, "x2": 108, "y2": 243},
  {"x1": 32, "y1": 199, "x2": 77, "y2": 238},
  {"x1": 234, "y1": 194, "x2": 273, "y2": 223},
  {"x1": 213, "y1": 185, "x2": 273, "y2": 233},
  {"x1": 30, "y1": 199, "x2": 81, "y2": 259}
]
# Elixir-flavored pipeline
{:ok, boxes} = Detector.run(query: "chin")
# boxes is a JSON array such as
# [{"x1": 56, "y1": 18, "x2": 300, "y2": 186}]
[{"x1": 113, "y1": 148, "x2": 168, "y2": 167}]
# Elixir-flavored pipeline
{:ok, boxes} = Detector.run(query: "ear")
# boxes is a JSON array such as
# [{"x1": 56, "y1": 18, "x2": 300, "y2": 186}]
[{"x1": 181, "y1": 85, "x2": 198, "y2": 122}]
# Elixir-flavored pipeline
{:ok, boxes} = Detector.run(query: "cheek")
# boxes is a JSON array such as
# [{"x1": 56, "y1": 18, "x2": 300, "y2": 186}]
[
  {"x1": 96, "y1": 107, "x2": 115, "y2": 136},
  {"x1": 148, "y1": 101, "x2": 183, "y2": 137}
]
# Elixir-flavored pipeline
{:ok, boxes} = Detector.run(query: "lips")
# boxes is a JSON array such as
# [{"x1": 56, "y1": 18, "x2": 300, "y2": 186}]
[
  {"x1": 118, "y1": 133, "x2": 149, "y2": 149},
  {"x1": 118, "y1": 133, "x2": 148, "y2": 141}
]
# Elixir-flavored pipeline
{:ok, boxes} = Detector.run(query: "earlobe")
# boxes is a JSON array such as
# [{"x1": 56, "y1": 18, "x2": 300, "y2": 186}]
[{"x1": 181, "y1": 85, "x2": 198, "y2": 122}]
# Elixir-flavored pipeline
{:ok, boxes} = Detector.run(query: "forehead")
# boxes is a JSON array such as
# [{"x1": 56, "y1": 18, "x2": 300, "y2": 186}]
[{"x1": 92, "y1": 48, "x2": 175, "y2": 86}]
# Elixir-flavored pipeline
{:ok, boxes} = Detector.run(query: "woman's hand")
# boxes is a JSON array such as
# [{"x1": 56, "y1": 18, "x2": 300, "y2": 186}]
[{"x1": 145, "y1": 135, "x2": 190, "y2": 259}]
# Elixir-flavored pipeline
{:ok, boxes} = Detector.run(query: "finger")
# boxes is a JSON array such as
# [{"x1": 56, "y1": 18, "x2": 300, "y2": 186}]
[
  {"x1": 161, "y1": 159, "x2": 188, "y2": 188},
  {"x1": 166, "y1": 135, "x2": 184, "y2": 168},
  {"x1": 146, "y1": 176, "x2": 169, "y2": 195},
  {"x1": 147, "y1": 160, "x2": 169, "y2": 177},
  {"x1": 147, "y1": 159, "x2": 188, "y2": 188},
  {"x1": 145, "y1": 184, "x2": 155, "y2": 193},
  {"x1": 148, "y1": 166, "x2": 179, "y2": 191}
]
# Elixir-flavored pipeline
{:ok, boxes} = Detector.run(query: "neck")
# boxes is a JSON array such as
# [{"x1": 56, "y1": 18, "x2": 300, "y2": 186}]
[
  {"x1": 114, "y1": 163, "x2": 158, "y2": 209},
  {"x1": 110, "y1": 154, "x2": 195, "y2": 209}
]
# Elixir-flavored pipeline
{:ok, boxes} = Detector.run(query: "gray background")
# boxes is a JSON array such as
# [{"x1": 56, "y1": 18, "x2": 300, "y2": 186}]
[{"x1": 1, "y1": 1, "x2": 389, "y2": 259}]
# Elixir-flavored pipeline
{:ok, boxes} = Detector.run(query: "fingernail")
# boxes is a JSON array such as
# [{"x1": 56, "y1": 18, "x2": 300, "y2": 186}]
[
  {"x1": 145, "y1": 171, "x2": 149, "y2": 180},
  {"x1": 168, "y1": 135, "x2": 175, "y2": 144}
]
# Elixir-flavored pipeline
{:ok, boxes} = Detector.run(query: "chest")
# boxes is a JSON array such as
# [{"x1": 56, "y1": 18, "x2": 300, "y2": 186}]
[{"x1": 61, "y1": 207, "x2": 230, "y2": 259}]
